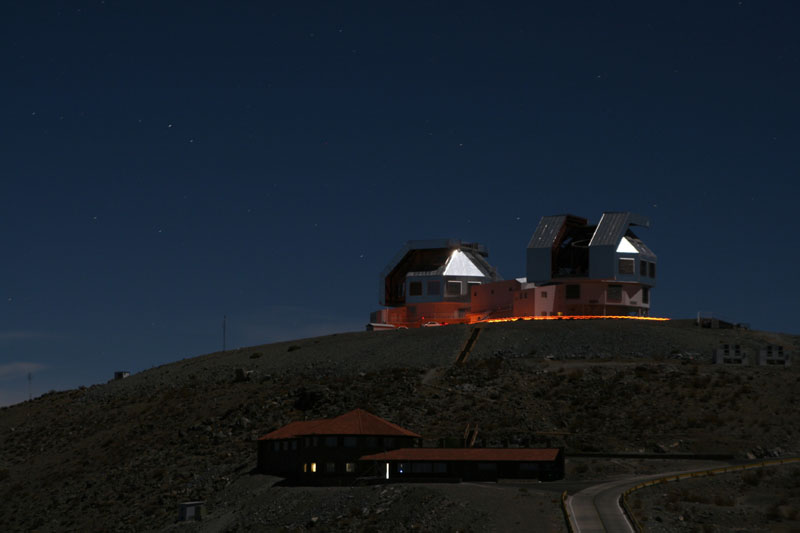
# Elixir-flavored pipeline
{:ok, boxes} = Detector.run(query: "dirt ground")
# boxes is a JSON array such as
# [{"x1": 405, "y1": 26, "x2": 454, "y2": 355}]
[
  {"x1": 160, "y1": 474, "x2": 567, "y2": 532},
  {"x1": 0, "y1": 320, "x2": 797, "y2": 532},
  {"x1": 629, "y1": 463, "x2": 800, "y2": 533}
]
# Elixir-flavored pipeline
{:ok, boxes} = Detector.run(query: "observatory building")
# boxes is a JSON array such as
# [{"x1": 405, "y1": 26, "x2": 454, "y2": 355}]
[{"x1": 368, "y1": 211, "x2": 657, "y2": 329}]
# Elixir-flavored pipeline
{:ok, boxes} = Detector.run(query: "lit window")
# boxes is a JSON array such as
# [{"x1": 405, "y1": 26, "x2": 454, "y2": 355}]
[
  {"x1": 345, "y1": 462, "x2": 356, "y2": 473},
  {"x1": 303, "y1": 463, "x2": 308, "y2": 473},
  {"x1": 343, "y1": 437, "x2": 357, "y2": 447},
  {"x1": 427, "y1": 281, "x2": 441, "y2": 295},
  {"x1": 618, "y1": 258, "x2": 635, "y2": 275},
  {"x1": 607, "y1": 285, "x2": 622, "y2": 302},
  {"x1": 446, "y1": 281, "x2": 462, "y2": 296},
  {"x1": 566, "y1": 285, "x2": 580, "y2": 299},
  {"x1": 409, "y1": 282, "x2": 422, "y2": 296},
  {"x1": 310, "y1": 462, "x2": 317, "y2": 473}
]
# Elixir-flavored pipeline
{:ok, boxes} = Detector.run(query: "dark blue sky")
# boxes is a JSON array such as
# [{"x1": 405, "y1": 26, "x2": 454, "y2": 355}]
[{"x1": 2, "y1": 1, "x2": 799, "y2": 405}]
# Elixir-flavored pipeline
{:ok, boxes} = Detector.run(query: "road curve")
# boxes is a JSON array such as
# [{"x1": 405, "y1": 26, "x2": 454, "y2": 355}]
[{"x1": 567, "y1": 463, "x2": 729, "y2": 533}]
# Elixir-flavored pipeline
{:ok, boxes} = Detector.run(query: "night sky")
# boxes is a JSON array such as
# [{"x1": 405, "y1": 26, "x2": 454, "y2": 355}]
[{"x1": 2, "y1": 2, "x2": 799, "y2": 406}]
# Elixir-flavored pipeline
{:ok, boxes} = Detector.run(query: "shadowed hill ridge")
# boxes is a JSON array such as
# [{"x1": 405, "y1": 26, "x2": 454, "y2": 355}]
[{"x1": 1, "y1": 320, "x2": 797, "y2": 531}]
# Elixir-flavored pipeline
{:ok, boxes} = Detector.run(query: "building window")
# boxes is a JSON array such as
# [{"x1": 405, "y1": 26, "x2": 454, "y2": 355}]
[
  {"x1": 566, "y1": 285, "x2": 580, "y2": 299},
  {"x1": 640, "y1": 260, "x2": 647, "y2": 275},
  {"x1": 409, "y1": 282, "x2": 422, "y2": 296},
  {"x1": 446, "y1": 281, "x2": 462, "y2": 296},
  {"x1": 343, "y1": 436, "x2": 357, "y2": 448},
  {"x1": 310, "y1": 462, "x2": 317, "y2": 473},
  {"x1": 325, "y1": 462, "x2": 336, "y2": 473},
  {"x1": 282, "y1": 441, "x2": 289, "y2": 451},
  {"x1": 541, "y1": 291, "x2": 547, "y2": 298},
  {"x1": 366, "y1": 436, "x2": 378, "y2": 447},
  {"x1": 427, "y1": 280, "x2": 441, "y2": 295},
  {"x1": 273, "y1": 441, "x2": 280, "y2": 452},
  {"x1": 345, "y1": 462, "x2": 356, "y2": 473},
  {"x1": 642, "y1": 287, "x2": 649, "y2": 304},
  {"x1": 383, "y1": 437, "x2": 396, "y2": 448},
  {"x1": 434, "y1": 462, "x2": 447, "y2": 473},
  {"x1": 477, "y1": 462, "x2": 497, "y2": 472},
  {"x1": 618, "y1": 258, "x2": 635, "y2": 275},
  {"x1": 648, "y1": 262, "x2": 656, "y2": 278},
  {"x1": 303, "y1": 463, "x2": 308, "y2": 473},
  {"x1": 313, "y1": 437, "x2": 319, "y2": 447},
  {"x1": 607, "y1": 285, "x2": 622, "y2": 303},
  {"x1": 325, "y1": 436, "x2": 338, "y2": 448},
  {"x1": 291, "y1": 440, "x2": 298, "y2": 450},
  {"x1": 412, "y1": 462, "x2": 433, "y2": 474}
]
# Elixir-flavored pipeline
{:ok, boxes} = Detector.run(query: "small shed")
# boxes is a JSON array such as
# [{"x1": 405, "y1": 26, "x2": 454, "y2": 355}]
[
  {"x1": 177, "y1": 501, "x2": 206, "y2": 521},
  {"x1": 713, "y1": 344, "x2": 748, "y2": 365},
  {"x1": 759, "y1": 345, "x2": 791, "y2": 367}
]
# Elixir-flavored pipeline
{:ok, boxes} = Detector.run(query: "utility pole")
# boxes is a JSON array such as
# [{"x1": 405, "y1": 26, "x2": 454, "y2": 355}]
[{"x1": 222, "y1": 315, "x2": 227, "y2": 353}]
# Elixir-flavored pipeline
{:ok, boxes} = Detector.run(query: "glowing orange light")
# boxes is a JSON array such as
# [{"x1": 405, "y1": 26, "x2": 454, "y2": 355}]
[{"x1": 478, "y1": 315, "x2": 670, "y2": 324}]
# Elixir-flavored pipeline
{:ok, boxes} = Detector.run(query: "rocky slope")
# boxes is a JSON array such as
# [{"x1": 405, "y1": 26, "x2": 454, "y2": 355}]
[{"x1": 0, "y1": 319, "x2": 797, "y2": 531}]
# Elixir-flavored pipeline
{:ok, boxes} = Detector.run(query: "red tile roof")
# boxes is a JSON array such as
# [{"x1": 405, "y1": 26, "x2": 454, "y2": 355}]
[
  {"x1": 258, "y1": 419, "x2": 325, "y2": 440},
  {"x1": 359, "y1": 448, "x2": 561, "y2": 462},
  {"x1": 258, "y1": 409, "x2": 421, "y2": 440}
]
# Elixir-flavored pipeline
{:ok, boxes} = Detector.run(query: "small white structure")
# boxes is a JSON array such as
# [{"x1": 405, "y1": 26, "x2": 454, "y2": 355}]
[
  {"x1": 759, "y1": 345, "x2": 791, "y2": 367},
  {"x1": 714, "y1": 344, "x2": 748, "y2": 365},
  {"x1": 178, "y1": 501, "x2": 206, "y2": 521},
  {"x1": 113, "y1": 371, "x2": 130, "y2": 380}
]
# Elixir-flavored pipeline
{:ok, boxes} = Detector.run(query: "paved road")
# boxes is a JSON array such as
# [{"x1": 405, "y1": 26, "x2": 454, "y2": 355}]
[{"x1": 567, "y1": 463, "x2": 729, "y2": 533}]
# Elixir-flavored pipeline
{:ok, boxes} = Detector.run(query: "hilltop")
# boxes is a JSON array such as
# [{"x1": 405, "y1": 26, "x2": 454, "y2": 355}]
[{"x1": 0, "y1": 319, "x2": 798, "y2": 531}]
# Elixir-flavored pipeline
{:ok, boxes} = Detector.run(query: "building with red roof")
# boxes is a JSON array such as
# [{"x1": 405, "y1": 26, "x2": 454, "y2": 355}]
[
  {"x1": 257, "y1": 409, "x2": 563, "y2": 483},
  {"x1": 257, "y1": 409, "x2": 421, "y2": 481},
  {"x1": 360, "y1": 447, "x2": 564, "y2": 481}
]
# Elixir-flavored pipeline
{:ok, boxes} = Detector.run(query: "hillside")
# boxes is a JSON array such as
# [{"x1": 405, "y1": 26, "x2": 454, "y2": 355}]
[{"x1": 1, "y1": 319, "x2": 798, "y2": 531}]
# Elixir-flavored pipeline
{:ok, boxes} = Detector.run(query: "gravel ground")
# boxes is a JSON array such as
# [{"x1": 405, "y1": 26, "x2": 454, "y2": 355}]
[
  {"x1": 629, "y1": 463, "x2": 800, "y2": 532},
  {"x1": 159, "y1": 474, "x2": 566, "y2": 532},
  {"x1": 0, "y1": 319, "x2": 797, "y2": 532}
]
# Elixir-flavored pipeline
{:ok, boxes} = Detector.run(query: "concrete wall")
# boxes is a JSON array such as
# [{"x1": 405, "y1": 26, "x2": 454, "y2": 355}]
[{"x1": 470, "y1": 280, "x2": 521, "y2": 315}]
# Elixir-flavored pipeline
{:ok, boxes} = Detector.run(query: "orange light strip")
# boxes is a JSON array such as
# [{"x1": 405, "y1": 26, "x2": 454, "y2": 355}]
[{"x1": 478, "y1": 315, "x2": 670, "y2": 324}]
